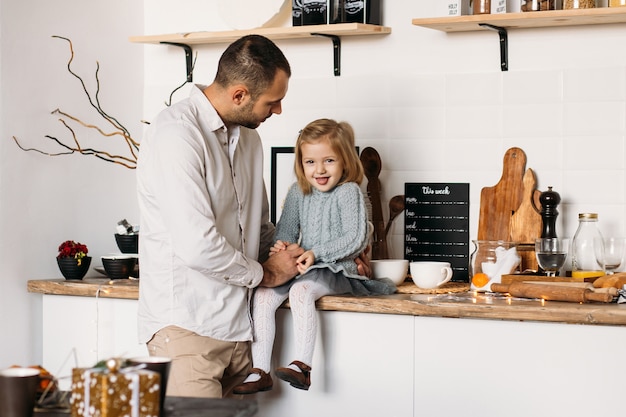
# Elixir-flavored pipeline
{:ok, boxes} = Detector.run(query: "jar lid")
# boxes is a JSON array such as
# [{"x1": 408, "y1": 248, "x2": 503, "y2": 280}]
[{"x1": 578, "y1": 213, "x2": 598, "y2": 219}]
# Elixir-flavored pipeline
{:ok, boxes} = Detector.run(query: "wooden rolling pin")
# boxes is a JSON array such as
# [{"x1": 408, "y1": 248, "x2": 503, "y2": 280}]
[{"x1": 491, "y1": 282, "x2": 614, "y2": 303}]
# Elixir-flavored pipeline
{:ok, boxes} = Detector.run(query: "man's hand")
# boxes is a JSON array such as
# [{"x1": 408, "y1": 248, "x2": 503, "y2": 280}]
[
  {"x1": 355, "y1": 245, "x2": 372, "y2": 278},
  {"x1": 260, "y1": 243, "x2": 304, "y2": 287}
]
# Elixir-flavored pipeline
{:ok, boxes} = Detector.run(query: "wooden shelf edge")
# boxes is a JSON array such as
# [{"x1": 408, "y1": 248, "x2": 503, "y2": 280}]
[
  {"x1": 412, "y1": 8, "x2": 626, "y2": 32},
  {"x1": 130, "y1": 23, "x2": 392, "y2": 45}
]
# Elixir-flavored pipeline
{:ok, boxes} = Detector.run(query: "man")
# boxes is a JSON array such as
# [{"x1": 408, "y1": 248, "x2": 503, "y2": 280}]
[{"x1": 136, "y1": 35, "x2": 304, "y2": 398}]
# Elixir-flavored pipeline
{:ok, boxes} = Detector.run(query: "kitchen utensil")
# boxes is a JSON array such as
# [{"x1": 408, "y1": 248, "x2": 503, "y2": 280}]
[
  {"x1": 360, "y1": 147, "x2": 388, "y2": 259},
  {"x1": 477, "y1": 147, "x2": 527, "y2": 242},
  {"x1": 522, "y1": 280, "x2": 619, "y2": 296},
  {"x1": 384, "y1": 194, "x2": 405, "y2": 239},
  {"x1": 114, "y1": 233, "x2": 139, "y2": 254},
  {"x1": 127, "y1": 356, "x2": 171, "y2": 416},
  {"x1": 491, "y1": 281, "x2": 614, "y2": 303},
  {"x1": 509, "y1": 168, "x2": 542, "y2": 270},
  {"x1": 0, "y1": 367, "x2": 40, "y2": 417},
  {"x1": 370, "y1": 259, "x2": 409, "y2": 285},
  {"x1": 597, "y1": 237, "x2": 626, "y2": 275},
  {"x1": 102, "y1": 255, "x2": 137, "y2": 279},
  {"x1": 410, "y1": 261, "x2": 453, "y2": 289},
  {"x1": 539, "y1": 186, "x2": 561, "y2": 238},
  {"x1": 535, "y1": 238, "x2": 569, "y2": 277},
  {"x1": 470, "y1": 240, "x2": 521, "y2": 290}
]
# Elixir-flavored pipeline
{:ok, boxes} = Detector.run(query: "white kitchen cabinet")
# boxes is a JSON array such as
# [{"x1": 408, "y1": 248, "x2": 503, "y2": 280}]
[
  {"x1": 411, "y1": 316, "x2": 626, "y2": 417},
  {"x1": 41, "y1": 295, "x2": 147, "y2": 390},
  {"x1": 256, "y1": 310, "x2": 415, "y2": 417},
  {"x1": 39, "y1": 293, "x2": 626, "y2": 417}
]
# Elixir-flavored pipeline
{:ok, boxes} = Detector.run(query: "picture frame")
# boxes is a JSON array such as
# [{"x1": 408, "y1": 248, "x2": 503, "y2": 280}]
[{"x1": 270, "y1": 147, "x2": 296, "y2": 225}]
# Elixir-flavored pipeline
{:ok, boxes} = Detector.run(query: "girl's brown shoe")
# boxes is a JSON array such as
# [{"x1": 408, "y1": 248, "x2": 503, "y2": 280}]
[
  {"x1": 275, "y1": 360, "x2": 311, "y2": 391},
  {"x1": 233, "y1": 368, "x2": 273, "y2": 395}
]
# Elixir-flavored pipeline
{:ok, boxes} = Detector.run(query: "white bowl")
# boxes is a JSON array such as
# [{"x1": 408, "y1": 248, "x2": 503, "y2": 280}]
[{"x1": 370, "y1": 259, "x2": 409, "y2": 285}]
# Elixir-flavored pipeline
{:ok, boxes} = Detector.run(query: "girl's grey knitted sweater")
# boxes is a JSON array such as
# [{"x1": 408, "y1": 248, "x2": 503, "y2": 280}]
[{"x1": 275, "y1": 181, "x2": 369, "y2": 279}]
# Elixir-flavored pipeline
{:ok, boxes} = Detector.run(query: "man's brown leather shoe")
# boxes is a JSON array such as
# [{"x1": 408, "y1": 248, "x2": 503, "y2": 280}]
[
  {"x1": 233, "y1": 368, "x2": 273, "y2": 395},
  {"x1": 275, "y1": 360, "x2": 311, "y2": 391}
]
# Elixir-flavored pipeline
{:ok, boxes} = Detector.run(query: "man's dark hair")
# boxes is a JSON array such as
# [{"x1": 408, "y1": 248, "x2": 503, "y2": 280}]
[{"x1": 214, "y1": 35, "x2": 291, "y2": 99}]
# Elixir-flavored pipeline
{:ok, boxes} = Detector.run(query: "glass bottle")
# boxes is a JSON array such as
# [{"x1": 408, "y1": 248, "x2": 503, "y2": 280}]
[
  {"x1": 473, "y1": 0, "x2": 491, "y2": 14},
  {"x1": 521, "y1": 0, "x2": 559, "y2": 11},
  {"x1": 571, "y1": 213, "x2": 605, "y2": 279},
  {"x1": 563, "y1": 0, "x2": 596, "y2": 9}
]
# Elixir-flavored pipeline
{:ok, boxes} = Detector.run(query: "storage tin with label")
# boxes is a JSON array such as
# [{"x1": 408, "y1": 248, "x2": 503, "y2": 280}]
[
  {"x1": 340, "y1": 0, "x2": 382, "y2": 25},
  {"x1": 293, "y1": 0, "x2": 303, "y2": 25}
]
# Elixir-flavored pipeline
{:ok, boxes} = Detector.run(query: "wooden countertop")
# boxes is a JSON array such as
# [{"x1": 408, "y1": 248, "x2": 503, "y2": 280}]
[{"x1": 27, "y1": 278, "x2": 626, "y2": 326}]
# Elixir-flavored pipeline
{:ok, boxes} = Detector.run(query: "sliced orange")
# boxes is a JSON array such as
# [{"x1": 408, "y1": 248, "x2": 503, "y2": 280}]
[{"x1": 471, "y1": 272, "x2": 490, "y2": 288}]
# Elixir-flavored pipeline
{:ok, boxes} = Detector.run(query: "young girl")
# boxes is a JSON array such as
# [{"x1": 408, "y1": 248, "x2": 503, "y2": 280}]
[{"x1": 233, "y1": 118, "x2": 395, "y2": 395}]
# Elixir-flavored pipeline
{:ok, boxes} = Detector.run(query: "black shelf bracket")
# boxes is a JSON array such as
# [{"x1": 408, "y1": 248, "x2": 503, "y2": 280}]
[
  {"x1": 311, "y1": 33, "x2": 341, "y2": 76},
  {"x1": 479, "y1": 23, "x2": 508, "y2": 72},
  {"x1": 160, "y1": 42, "x2": 194, "y2": 82}
]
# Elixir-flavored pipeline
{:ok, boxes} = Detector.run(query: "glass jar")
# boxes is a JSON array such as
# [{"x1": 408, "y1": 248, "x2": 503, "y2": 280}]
[
  {"x1": 610, "y1": 0, "x2": 626, "y2": 6},
  {"x1": 470, "y1": 241, "x2": 521, "y2": 290},
  {"x1": 571, "y1": 213, "x2": 605, "y2": 279},
  {"x1": 473, "y1": 0, "x2": 491, "y2": 14},
  {"x1": 563, "y1": 0, "x2": 596, "y2": 8},
  {"x1": 521, "y1": 0, "x2": 560, "y2": 11}
]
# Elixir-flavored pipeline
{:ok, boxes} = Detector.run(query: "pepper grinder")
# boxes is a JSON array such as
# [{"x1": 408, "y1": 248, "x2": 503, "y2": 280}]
[{"x1": 539, "y1": 186, "x2": 561, "y2": 238}]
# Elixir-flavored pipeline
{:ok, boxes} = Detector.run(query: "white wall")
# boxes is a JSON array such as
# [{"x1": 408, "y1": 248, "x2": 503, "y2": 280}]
[{"x1": 0, "y1": 1, "x2": 143, "y2": 369}]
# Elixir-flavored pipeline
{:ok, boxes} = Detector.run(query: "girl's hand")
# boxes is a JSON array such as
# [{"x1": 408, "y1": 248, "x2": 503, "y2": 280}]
[
  {"x1": 269, "y1": 240, "x2": 290, "y2": 256},
  {"x1": 296, "y1": 250, "x2": 315, "y2": 274}
]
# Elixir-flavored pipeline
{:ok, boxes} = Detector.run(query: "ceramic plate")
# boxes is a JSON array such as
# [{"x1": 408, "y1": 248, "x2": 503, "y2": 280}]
[{"x1": 218, "y1": 0, "x2": 289, "y2": 30}]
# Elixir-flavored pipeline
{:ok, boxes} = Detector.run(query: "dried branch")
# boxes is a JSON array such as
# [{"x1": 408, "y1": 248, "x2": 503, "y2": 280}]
[
  {"x1": 12, "y1": 35, "x2": 194, "y2": 169},
  {"x1": 165, "y1": 52, "x2": 198, "y2": 107},
  {"x1": 11, "y1": 36, "x2": 143, "y2": 169}
]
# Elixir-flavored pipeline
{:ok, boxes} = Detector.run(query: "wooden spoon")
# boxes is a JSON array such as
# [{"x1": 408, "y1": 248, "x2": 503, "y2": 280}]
[
  {"x1": 384, "y1": 195, "x2": 405, "y2": 239},
  {"x1": 359, "y1": 147, "x2": 387, "y2": 259}
]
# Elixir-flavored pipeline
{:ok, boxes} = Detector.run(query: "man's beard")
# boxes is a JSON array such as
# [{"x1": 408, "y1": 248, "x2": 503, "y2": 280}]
[{"x1": 230, "y1": 100, "x2": 264, "y2": 129}]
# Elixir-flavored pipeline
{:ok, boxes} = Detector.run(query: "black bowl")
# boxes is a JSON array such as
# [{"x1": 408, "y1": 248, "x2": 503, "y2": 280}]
[
  {"x1": 114, "y1": 233, "x2": 139, "y2": 254},
  {"x1": 57, "y1": 256, "x2": 92, "y2": 280},
  {"x1": 102, "y1": 256, "x2": 137, "y2": 279}
]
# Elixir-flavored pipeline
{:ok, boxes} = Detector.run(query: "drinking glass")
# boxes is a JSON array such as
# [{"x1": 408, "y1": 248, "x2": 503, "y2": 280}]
[
  {"x1": 535, "y1": 238, "x2": 569, "y2": 277},
  {"x1": 597, "y1": 237, "x2": 626, "y2": 275}
]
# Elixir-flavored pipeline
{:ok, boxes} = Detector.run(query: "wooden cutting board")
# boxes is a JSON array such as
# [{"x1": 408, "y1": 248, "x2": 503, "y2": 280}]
[
  {"x1": 509, "y1": 168, "x2": 543, "y2": 270},
  {"x1": 477, "y1": 147, "x2": 527, "y2": 241}
]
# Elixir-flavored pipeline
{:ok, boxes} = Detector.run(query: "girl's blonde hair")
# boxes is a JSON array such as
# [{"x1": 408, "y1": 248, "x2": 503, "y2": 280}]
[{"x1": 294, "y1": 118, "x2": 364, "y2": 194}]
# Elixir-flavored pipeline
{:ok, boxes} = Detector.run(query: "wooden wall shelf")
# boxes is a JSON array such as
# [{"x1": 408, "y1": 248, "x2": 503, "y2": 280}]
[
  {"x1": 411, "y1": 8, "x2": 626, "y2": 33},
  {"x1": 412, "y1": 8, "x2": 626, "y2": 71},
  {"x1": 129, "y1": 23, "x2": 391, "y2": 45},
  {"x1": 129, "y1": 23, "x2": 391, "y2": 77}
]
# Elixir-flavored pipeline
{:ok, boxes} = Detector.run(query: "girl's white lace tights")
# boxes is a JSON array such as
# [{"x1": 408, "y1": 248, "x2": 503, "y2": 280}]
[{"x1": 249, "y1": 279, "x2": 333, "y2": 376}]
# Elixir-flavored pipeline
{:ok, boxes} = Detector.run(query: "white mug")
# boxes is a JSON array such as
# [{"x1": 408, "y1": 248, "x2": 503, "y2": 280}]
[{"x1": 410, "y1": 261, "x2": 453, "y2": 289}]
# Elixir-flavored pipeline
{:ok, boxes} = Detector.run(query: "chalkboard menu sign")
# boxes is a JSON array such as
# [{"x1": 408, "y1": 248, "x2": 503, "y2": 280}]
[{"x1": 404, "y1": 183, "x2": 470, "y2": 282}]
